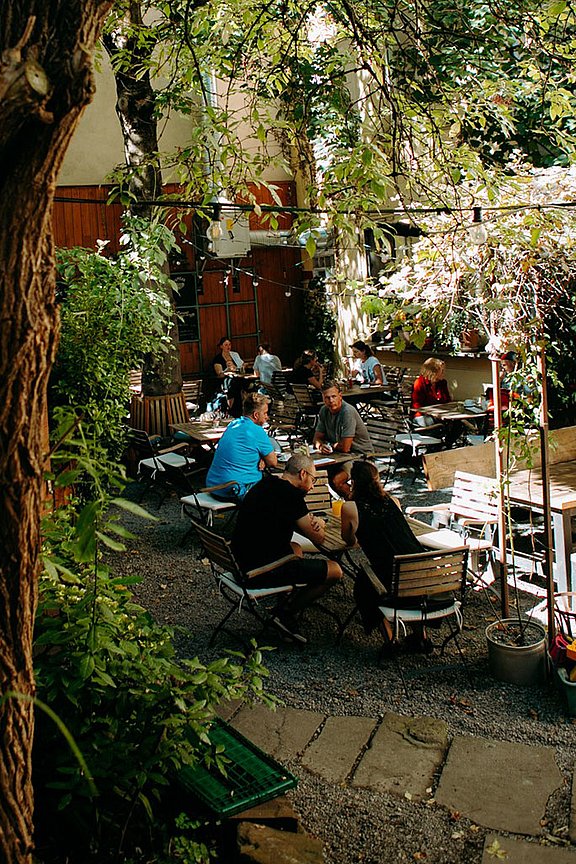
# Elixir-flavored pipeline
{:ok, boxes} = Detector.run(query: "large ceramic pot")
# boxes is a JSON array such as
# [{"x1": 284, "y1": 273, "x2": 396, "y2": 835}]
[{"x1": 486, "y1": 618, "x2": 548, "y2": 686}]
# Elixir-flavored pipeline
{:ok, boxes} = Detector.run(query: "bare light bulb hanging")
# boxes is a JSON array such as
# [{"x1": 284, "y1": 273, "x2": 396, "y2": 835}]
[{"x1": 468, "y1": 206, "x2": 488, "y2": 246}]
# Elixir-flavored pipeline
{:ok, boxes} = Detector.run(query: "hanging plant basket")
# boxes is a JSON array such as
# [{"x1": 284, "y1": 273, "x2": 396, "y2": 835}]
[{"x1": 486, "y1": 618, "x2": 548, "y2": 686}]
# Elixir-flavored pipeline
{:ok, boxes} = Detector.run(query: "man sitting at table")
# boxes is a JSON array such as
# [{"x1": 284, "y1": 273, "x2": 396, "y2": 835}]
[
  {"x1": 231, "y1": 453, "x2": 343, "y2": 643},
  {"x1": 206, "y1": 393, "x2": 277, "y2": 500},
  {"x1": 312, "y1": 380, "x2": 373, "y2": 498}
]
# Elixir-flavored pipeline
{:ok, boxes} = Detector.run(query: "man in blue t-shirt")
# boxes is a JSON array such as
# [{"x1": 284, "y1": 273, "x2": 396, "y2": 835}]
[{"x1": 206, "y1": 393, "x2": 277, "y2": 500}]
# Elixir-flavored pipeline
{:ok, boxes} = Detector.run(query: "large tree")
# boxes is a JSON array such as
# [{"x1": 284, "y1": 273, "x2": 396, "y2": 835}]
[{"x1": 0, "y1": 4, "x2": 112, "y2": 862}]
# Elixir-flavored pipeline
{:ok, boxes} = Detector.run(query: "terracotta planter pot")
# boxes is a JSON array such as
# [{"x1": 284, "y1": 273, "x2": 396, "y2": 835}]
[{"x1": 460, "y1": 328, "x2": 480, "y2": 352}]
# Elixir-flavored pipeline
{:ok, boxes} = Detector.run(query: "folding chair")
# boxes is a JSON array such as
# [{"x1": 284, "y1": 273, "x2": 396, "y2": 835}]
[
  {"x1": 290, "y1": 384, "x2": 320, "y2": 438},
  {"x1": 182, "y1": 379, "x2": 203, "y2": 418},
  {"x1": 271, "y1": 370, "x2": 291, "y2": 396},
  {"x1": 180, "y1": 479, "x2": 240, "y2": 533},
  {"x1": 405, "y1": 470, "x2": 499, "y2": 589},
  {"x1": 128, "y1": 428, "x2": 195, "y2": 505},
  {"x1": 378, "y1": 546, "x2": 470, "y2": 692},
  {"x1": 191, "y1": 519, "x2": 305, "y2": 645},
  {"x1": 267, "y1": 397, "x2": 305, "y2": 450}
]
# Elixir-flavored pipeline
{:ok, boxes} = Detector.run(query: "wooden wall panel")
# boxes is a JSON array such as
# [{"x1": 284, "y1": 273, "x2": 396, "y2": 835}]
[
  {"x1": 55, "y1": 182, "x2": 307, "y2": 378},
  {"x1": 54, "y1": 186, "x2": 123, "y2": 252}
]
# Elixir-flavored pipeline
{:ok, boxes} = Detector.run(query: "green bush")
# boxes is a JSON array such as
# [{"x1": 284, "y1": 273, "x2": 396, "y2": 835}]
[
  {"x1": 52, "y1": 216, "x2": 178, "y2": 459},
  {"x1": 36, "y1": 415, "x2": 274, "y2": 861}
]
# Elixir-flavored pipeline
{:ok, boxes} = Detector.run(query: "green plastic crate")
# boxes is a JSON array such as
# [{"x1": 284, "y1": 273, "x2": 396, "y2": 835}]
[
  {"x1": 178, "y1": 719, "x2": 298, "y2": 817},
  {"x1": 555, "y1": 667, "x2": 576, "y2": 717}
]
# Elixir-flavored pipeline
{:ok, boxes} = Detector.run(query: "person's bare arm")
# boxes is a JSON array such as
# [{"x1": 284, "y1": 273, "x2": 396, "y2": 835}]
[
  {"x1": 295, "y1": 512, "x2": 326, "y2": 545},
  {"x1": 340, "y1": 501, "x2": 358, "y2": 545},
  {"x1": 262, "y1": 451, "x2": 278, "y2": 469},
  {"x1": 312, "y1": 430, "x2": 326, "y2": 450},
  {"x1": 334, "y1": 436, "x2": 354, "y2": 453},
  {"x1": 213, "y1": 362, "x2": 225, "y2": 378},
  {"x1": 308, "y1": 375, "x2": 322, "y2": 390},
  {"x1": 373, "y1": 364, "x2": 384, "y2": 385}
]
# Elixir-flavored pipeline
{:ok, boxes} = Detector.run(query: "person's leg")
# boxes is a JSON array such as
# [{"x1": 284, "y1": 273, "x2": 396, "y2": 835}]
[{"x1": 286, "y1": 560, "x2": 342, "y2": 614}]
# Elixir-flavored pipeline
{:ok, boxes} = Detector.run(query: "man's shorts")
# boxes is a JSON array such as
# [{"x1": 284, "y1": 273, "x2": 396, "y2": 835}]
[{"x1": 249, "y1": 557, "x2": 328, "y2": 589}]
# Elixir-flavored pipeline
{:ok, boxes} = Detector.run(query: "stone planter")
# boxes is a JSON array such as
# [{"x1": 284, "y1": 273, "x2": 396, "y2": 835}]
[{"x1": 486, "y1": 618, "x2": 548, "y2": 686}]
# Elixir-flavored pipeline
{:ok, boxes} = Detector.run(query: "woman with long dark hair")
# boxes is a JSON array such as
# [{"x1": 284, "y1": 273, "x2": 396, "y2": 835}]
[{"x1": 341, "y1": 459, "x2": 430, "y2": 649}]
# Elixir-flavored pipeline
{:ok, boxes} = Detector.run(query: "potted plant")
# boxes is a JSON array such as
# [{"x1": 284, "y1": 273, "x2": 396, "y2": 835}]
[
  {"x1": 485, "y1": 617, "x2": 548, "y2": 685},
  {"x1": 357, "y1": 166, "x2": 576, "y2": 688}
]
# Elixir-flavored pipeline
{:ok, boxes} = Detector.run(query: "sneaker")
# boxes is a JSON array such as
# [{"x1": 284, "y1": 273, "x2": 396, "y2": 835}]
[{"x1": 273, "y1": 614, "x2": 307, "y2": 644}]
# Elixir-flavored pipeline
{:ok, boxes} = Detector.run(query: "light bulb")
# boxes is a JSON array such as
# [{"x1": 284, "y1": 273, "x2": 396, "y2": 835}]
[
  {"x1": 285, "y1": 288, "x2": 292, "y2": 298},
  {"x1": 468, "y1": 206, "x2": 488, "y2": 246},
  {"x1": 207, "y1": 220, "x2": 223, "y2": 241},
  {"x1": 252, "y1": 274, "x2": 259, "y2": 287}
]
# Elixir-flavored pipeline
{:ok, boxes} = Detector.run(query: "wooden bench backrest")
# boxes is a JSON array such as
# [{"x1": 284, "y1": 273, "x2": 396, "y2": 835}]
[
  {"x1": 129, "y1": 392, "x2": 189, "y2": 438},
  {"x1": 305, "y1": 469, "x2": 332, "y2": 514},
  {"x1": 449, "y1": 471, "x2": 499, "y2": 523},
  {"x1": 423, "y1": 425, "x2": 576, "y2": 490}
]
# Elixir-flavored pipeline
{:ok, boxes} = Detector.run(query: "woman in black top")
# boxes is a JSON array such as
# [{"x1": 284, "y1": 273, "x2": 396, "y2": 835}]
[
  {"x1": 341, "y1": 459, "x2": 427, "y2": 646},
  {"x1": 290, "y1": 349, "x2": 324, "y2": 390}
]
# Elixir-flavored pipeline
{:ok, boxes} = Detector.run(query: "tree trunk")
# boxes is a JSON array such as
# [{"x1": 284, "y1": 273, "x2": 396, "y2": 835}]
[
  {"x1": 103, "y1": 6, "x2": 183, "y2": 396},
  {"x1": 0, "y1": 5, "x2": 112, "y2": 862}
]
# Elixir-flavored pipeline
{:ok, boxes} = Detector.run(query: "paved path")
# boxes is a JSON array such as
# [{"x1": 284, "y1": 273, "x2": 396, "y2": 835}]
[{"x1": 218, "y1": 701, "x2": 576, "y2": 862}]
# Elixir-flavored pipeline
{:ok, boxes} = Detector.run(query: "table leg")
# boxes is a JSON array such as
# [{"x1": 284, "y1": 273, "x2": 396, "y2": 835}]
[{"x1": 552, "y1": 510, "x2": 573, "y2": 594}]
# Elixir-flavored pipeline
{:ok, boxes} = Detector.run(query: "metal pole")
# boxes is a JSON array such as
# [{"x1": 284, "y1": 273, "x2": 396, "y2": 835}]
[{"x1": 537, "y1": 347, "x2": 556, "y2": 644}]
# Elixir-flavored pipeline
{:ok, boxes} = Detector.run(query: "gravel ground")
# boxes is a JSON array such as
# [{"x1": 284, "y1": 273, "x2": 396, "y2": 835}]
[{"x1": 105, "y1": 469, "x2": 576, "y2": 864}]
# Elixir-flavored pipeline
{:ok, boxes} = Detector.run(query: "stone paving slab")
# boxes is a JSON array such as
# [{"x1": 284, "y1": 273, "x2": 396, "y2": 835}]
[
  {"x1": 352, "y1": 712, "x2": 448, "y2": 801},
  {"x1": 231, "y1": 704, "x2": 324, "y2": 761},
  {"x1": 237, "y1": 822, "x2": 324, "y2": 864},
  {"x1": 437, "y1": 736, "x2": 563, "y2": 835},
  {"x1": 482, "y1": 834, "x2": 576, "y2": 863},
  {"x1": 300, "y1": 715, "x2": 377, "y2": 784}
]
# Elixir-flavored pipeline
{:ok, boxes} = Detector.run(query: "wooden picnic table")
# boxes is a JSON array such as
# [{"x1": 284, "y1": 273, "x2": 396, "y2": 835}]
[
  {"x1": 170, "y1": 419, "x2": 232, "y2": 446},
  {"x1": 418, "y1": 401, "x2": 486, "y2": 423},
  {"x1": 342, "y1": 383, "x2": 396, "y2": 401},
  {"x1": 506, "y1": 460, "x2": 576, "y2": 593}
]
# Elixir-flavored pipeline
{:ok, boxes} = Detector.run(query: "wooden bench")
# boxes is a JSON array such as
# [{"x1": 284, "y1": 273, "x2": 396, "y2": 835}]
[{"x1": 422, "y1": 425, "x2": 576, "y2": 490}]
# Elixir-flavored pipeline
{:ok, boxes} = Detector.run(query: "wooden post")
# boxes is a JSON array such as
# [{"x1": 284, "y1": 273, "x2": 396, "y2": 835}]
[
  {"x1": 491, "y1": 350, "x2": 509, "y2": 618},
  {"x1": 537, "y1": 347, "x2": 556, "y2": 644}
]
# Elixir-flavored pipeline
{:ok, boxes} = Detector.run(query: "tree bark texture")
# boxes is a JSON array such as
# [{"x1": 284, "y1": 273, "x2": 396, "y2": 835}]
[
  {"x1": 0, "y1": 4, "x2": 112, "y2": 862},
  {"x1": 104, "y1": 5, "x2": 183, "y2": 397}
]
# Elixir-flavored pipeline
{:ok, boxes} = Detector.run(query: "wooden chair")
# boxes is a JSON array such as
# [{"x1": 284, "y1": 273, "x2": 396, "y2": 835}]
[
  {"x1": 191, "y1": 519, "x2": 304, "y2": 645},
  {"x1": 271, "y1": 370, "x2": 291, "y2": 396},
  {"x1": 267, "y1": 398, "x2": 305, "y2": 449},
  {"x1": 182, "y1": 379, "x2": 203, "y2": 417},
  {"x1": 291, "y1": 383, "x2": 320, "y2": 413},
  {"x1": 129, "y1": 369, "x2": 142, "y2": 395},
  {"x1": 127, "y1": 428, "x2": 194, "y2": 504},
  {"x1": 378, "y1": 546, "x2": 470, "y2": 691},
  {"x1": 365, "y1": 409, "x2": 442, "y2": 480},
  {"x1": 405, "y1": 470, "x2": 499, "y2": 588},
  {"x1": 290, "y1": 384, "x2": 320, "y2": 438},
  {"x1": 179, "y1": 479, "x2": 240, "y2": 532},
  {"x1": 129, "y1": 391, "x2": 189, "y2": 438}
]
